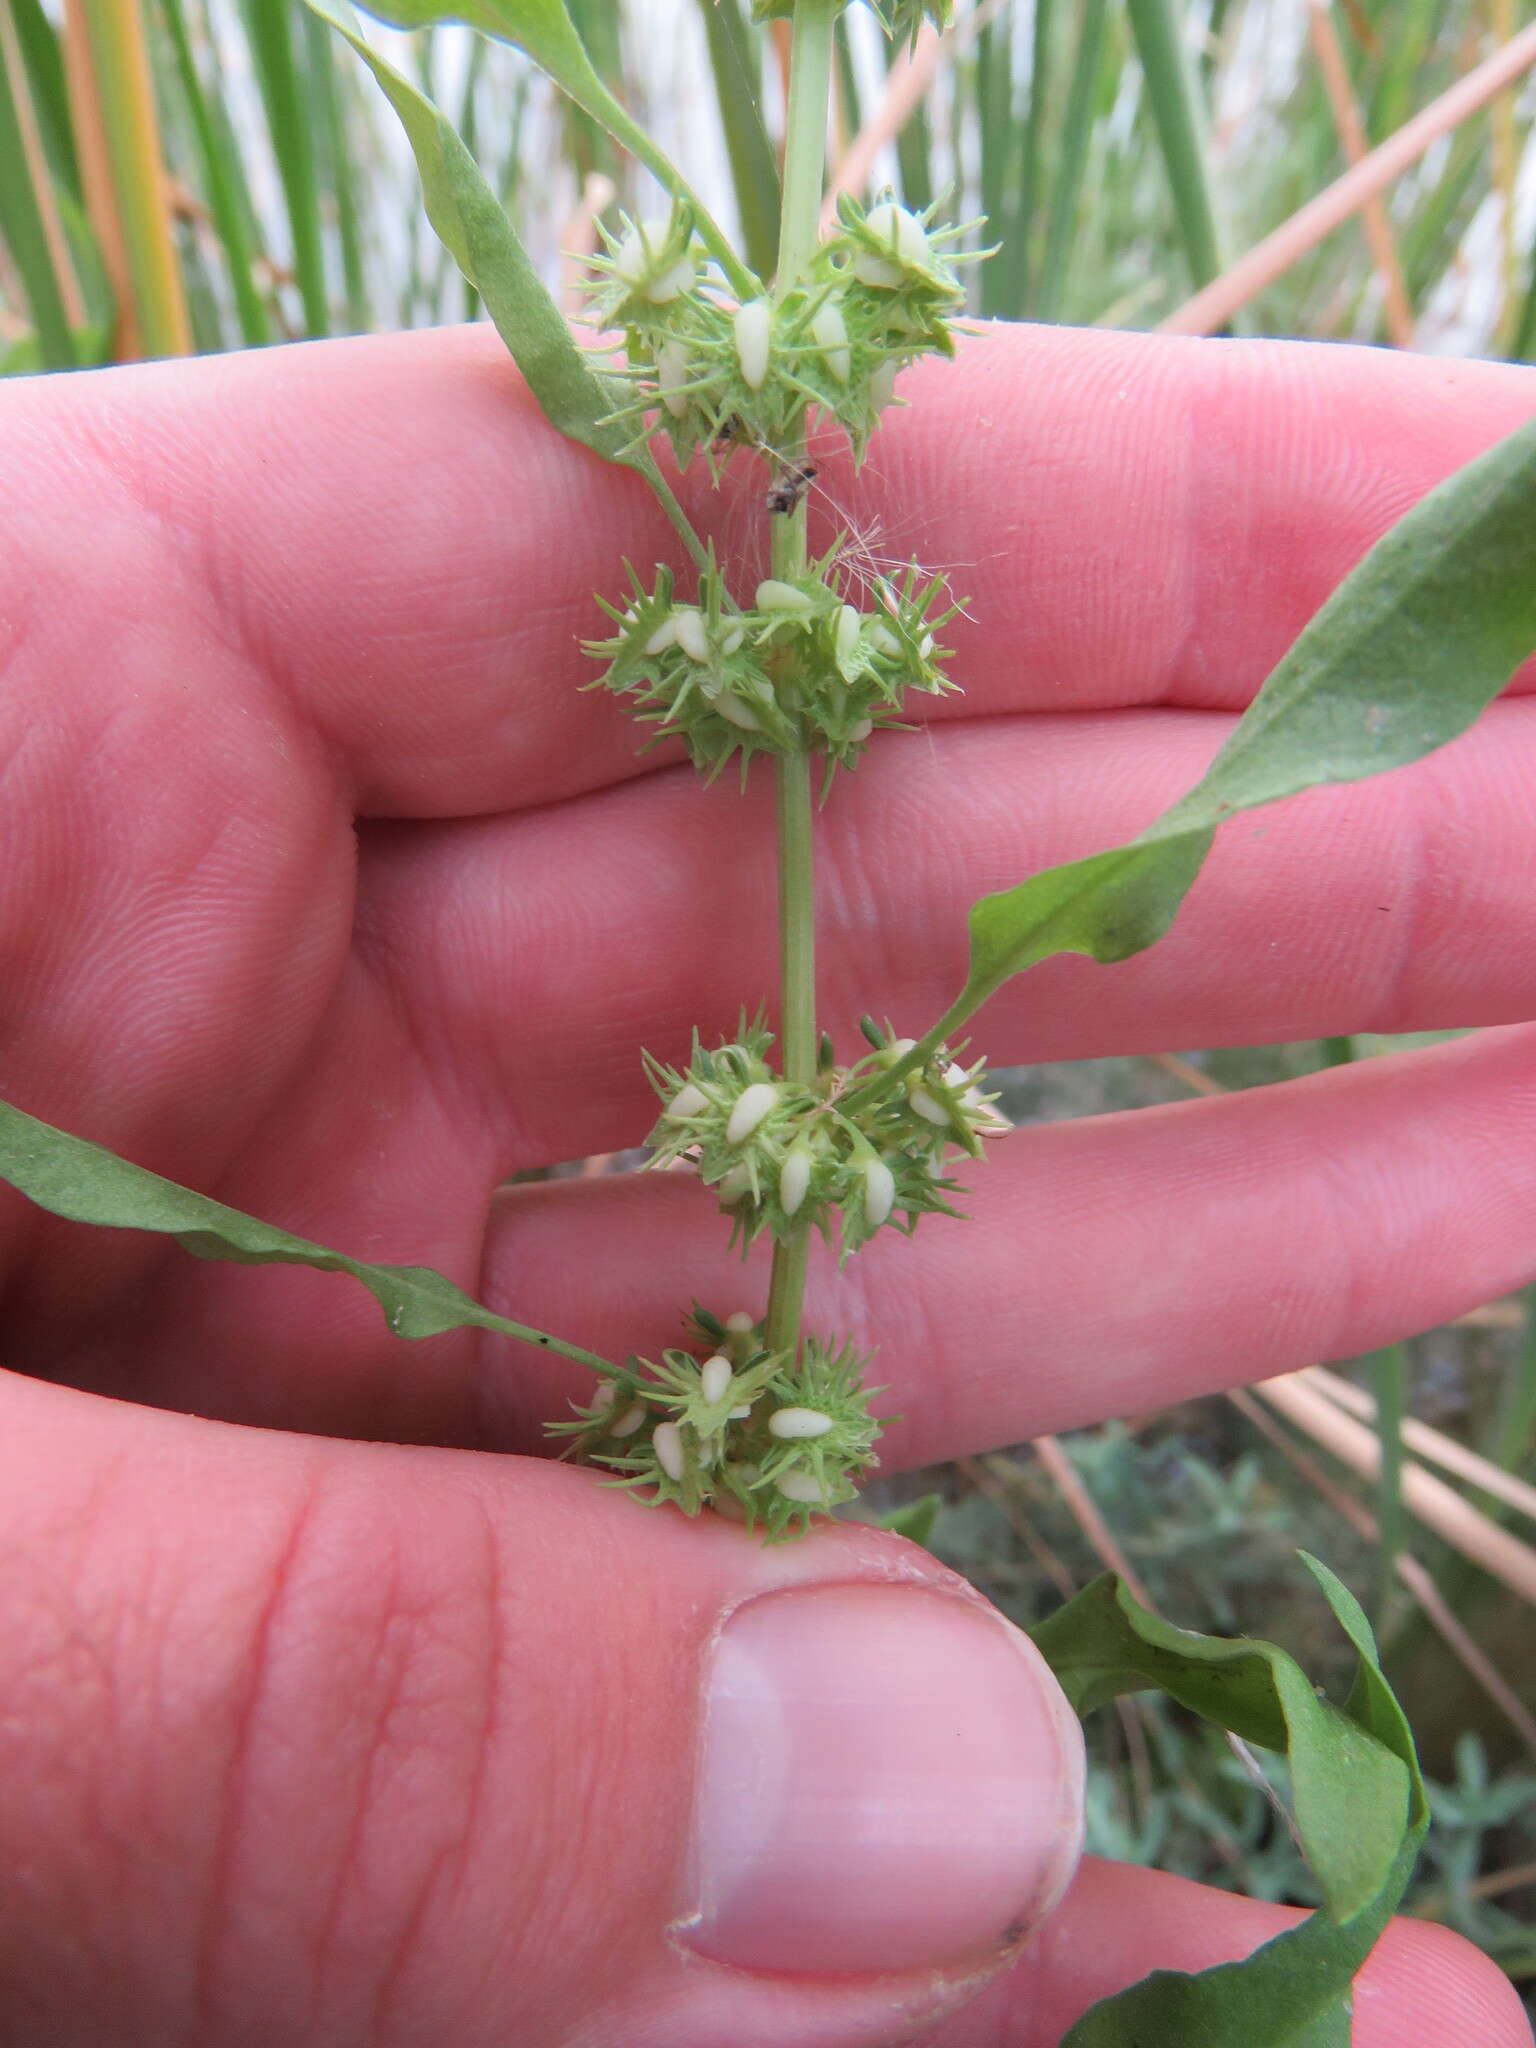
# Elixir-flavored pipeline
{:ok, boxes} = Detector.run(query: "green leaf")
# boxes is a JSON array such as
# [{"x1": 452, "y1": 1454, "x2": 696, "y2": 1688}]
[
  {"x1": 874, "y1": 1492, "x2": 943, "y2": 1547},
  {"x1": 299, "y1": 1, "x2": 709, "y2": 568},
  {"x1": 0, "y1": 1097, "x2": 616, "y2": 1378},
  {"x1": 344, "y1": 0, "x2": 754, "y2": 294},
  {"x1": 1062, "y1": 1840, "x2": 1420, "y2": 2047},
  {"x1": 1032, "y1": 1571, "x2": 1409, "y2": 1921},
  {"x1": 922, "y1": 410, "x2": 1536, "y2": 1058},
  {"x1": 1039, "y1": 1561, "x2": 1427, "y2": 2047}
]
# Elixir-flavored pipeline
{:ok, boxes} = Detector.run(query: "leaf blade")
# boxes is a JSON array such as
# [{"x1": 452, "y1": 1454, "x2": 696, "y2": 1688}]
[
  {"x1": 0, "y1": 1097, "x2": 616, "y2": 1376},
  {"x1": 934, "y1": 410, "x2": 1536, "y2": 1047}
]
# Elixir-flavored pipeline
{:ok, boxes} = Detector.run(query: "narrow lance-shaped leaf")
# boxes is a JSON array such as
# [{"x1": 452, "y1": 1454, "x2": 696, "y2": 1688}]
[
  {"x1": 300, "y1": 0, "x2": 710, "y2": 569},
  {"x1": 1052, "y1": 1558, "x2": 1428, "y2": 2047},
  {"x1": 345, "y1": 0, "x2": 755, "y2": 296},
  {"x1": 0, "y1": 1098, "x2": 618, "y2": 1378},
  {"x1": 895, "y1": 410, "x2": 1536, "y2": 1075}
]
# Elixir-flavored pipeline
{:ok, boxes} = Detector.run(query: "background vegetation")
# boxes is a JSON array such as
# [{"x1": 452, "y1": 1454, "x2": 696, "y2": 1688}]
[{"x1": 3, "y1": 0, "x2": 1534, "y2": 2011}]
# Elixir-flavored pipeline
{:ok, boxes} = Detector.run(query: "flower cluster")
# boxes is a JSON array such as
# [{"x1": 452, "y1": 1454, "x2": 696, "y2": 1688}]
[
  {"x1": 584, "y1": 195, "x2": 976, "y2": 472},
  {"x1": 585, "y1": 549, "x2": 959, "y2": 785},
  {"x1": 643, "y1": 1017, "x2": 1010, "y2": 1258},
  {"x1": 550, "y1": 1308, "x2": 884, "y2": 1540}
]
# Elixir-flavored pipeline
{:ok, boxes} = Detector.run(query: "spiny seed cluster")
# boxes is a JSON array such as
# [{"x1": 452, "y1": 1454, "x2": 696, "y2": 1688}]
[
  {"x1": 584, "y1": 194, "x2": 979, "y2": 471},
  {"x1": 643, "y1": 1017, "x2": 1010, "y2": 1259},
  {"x1": 549, "y1": 1308, "x2": 883, "y2": 1540},
  {"x1": 585, "y1": 550, "x2": 959, "y2": 786}
]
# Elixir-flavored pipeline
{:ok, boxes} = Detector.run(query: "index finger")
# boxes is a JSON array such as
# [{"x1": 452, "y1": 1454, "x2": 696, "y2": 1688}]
[{"x1": 12, "y1": 322, "x2": 1536, "y2": 818}]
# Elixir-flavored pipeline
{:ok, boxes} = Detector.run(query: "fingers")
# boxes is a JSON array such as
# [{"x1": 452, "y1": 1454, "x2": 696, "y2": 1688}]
[
  {"x1": 477, "y1": 1025, "x2": 1536, "y2": 1466},
  {"x1": 921, "y1": 1859, "x2": 1533, "y2": 2047},
  {"x1": 0, "y1": 1367, "x2": 1084, "y2": 2048},
  {"x1": 357, "y1": 697, "x2": 1536, "y2": 1168},
  {"x1": 10, "y1": 325, "x2": 1536, "y2": 820}
]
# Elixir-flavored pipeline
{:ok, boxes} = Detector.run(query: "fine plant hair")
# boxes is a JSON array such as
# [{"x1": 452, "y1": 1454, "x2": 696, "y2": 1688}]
[{"x1": 7, "y1": 0, "x2": 1536, "y2": 2037}]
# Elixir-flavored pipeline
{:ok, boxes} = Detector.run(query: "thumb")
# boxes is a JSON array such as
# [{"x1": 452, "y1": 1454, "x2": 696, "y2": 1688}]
[{"x1": 0, "y1": 1368, "x2": 1084, "y2": 2048}]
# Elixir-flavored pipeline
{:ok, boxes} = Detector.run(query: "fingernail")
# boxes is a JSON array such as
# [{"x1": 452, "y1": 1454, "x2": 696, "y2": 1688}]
[{"x1": 680, "y1": 1581, "x2": 1084, "y2": 1976}]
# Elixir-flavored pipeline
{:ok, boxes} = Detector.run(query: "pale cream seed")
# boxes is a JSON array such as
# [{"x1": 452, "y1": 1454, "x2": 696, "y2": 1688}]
[
  {"x1": 775, "y1": 1468, "x2": 828, "y2": 1504},
  {"x1": 653, "y1": 1420, "x2": 686, "y2": 1482},
  {"x1": 779, "y1": 1148, "x2": 812, "y2": 1217},
  {"x1": 701, "y1": 1355, "x2": 734, "y2": 1406},
  {"x1": 863, "y1": 1157, "x2": 896, "y2": 1228},
  {"x1": 669, "y1": 1081, "x2": 709, "y2": 1119},
  {"x1": 611, "y1": 1402, "x2": 647, "y2": 1437},
  {"x1": 769, "y1": 1406, "x2": 836, "y2": 1440},
  {"x1": 673, "y1": 607, "x2": 710, "y2": 661},
  {"x1": 726, "y1": 1082, "x2": 778, "y2": 1144},
  {"x1": 733, "y1": 297, "x2": 771, "y2": 390}
]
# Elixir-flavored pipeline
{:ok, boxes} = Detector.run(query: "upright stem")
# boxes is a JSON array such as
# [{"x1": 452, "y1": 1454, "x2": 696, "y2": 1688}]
[{"x1": 763, "y1": 0, "x2": 837, "y2": 1359}]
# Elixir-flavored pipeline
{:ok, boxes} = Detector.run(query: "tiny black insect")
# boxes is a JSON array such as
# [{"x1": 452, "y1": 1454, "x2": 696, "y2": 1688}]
[{"x1": 766, "y1": 460, "x2": 818, "y2": 516}]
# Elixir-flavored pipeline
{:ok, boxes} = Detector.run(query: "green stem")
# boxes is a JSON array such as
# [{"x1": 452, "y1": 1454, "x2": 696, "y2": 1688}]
[{"x1": 763, "y1": 0, "x2": 836, "y2": 1360}]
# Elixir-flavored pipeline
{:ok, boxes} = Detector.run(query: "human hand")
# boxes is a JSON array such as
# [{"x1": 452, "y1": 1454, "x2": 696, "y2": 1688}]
[{"x1": 1, "y1": 322, "x2": 1529, "y2": 2045}]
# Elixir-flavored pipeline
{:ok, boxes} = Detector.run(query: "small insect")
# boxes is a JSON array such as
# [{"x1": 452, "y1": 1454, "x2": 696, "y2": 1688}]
[
  {"x1": 766, "y1": 460, "x2": 818, "y2": 516},
  {"x1": 713, "y1": 413, "x2": 744, "y2": 447}
]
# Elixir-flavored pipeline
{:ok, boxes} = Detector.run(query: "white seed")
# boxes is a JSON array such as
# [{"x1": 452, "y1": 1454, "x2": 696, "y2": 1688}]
[
  {"x1": 734, "y1": 297, "x2": 772, "y2": 390},
  {"x1": 769, "y1": 1406, "x2": 836, "y2": 1440},
  {"x1": 611, "y1": 1401, "x2": 647, "y2": 1437},
  {"x1": 944, "y1": 1061, "x2": 969, "y2": 1088},
  {"x1": 721, "y1": 623, "x2": 745, "y2": 654},
  {"x1": 835, "y1": 604, "x2": 861, "y2": 666},
  {"x1": 717, "y1": 1164, "x2": 753, "y2": 1203},
  {"x1": 810, "y1": 300, "x2": 851, "y2": 382},
  {"x1": 647, "y1": 256, "x2": 695, "y2": 305},
  {"x1": 725, "y1": 1310, "x2": 755, "y2": 1333},
  {"x1": 728, "y1": 1403, "x2": 753, "y2": 1420},
  {"x1": 614, "y1": 217, "x2": 668, "y2": 285},
  {"x1": 775, "y1": 1468, "x2": 829, "y2": 1505},
  {"x1": 867, "y1": 621, "x2": 901, "y2": 658},
  {"x1": 779, "y1": 1148, "x2": 812, "y2": 1217},
  {"x1": 673, "y1": 606, "x2": 710, "y2": 661},
  {"x1": 867, "y1": 200, "x2": 930, "y2": 267},
  {"x1": 668, "y1": 1081, "x2": 709, "y2": 1119},
  {"x1": 852, "y1": 250, "x2": 904, "y2": 289},
  {"x1": 909, "y1": 1085, "x2": 950, "y2": 1127},
  {"x1": 890, "y1": 1036, "x2": 918, "y2": 1056},
  {"x1": 712, "y1": 1490, "x2": 750, "y2": 1523},
  {"x1": 644, "y1": 613, "x2": 679, "y2": 655},
  {"x1": 863, "y1": 1157, "x2": 896, "y2": 1228},
  {"x1": 656, "y1": 338, "x2": 692, "y2": 418},
  {"x1": 870, "y1": 360, "x2": 899, "y2": 412},
  {"x1": 726, "y1": 1081, "x2": 778, "y2": 1144},
  {"x1": 701, "y1": 1354, "x2": 734, "y2": 1406},
  {"x1": 848, "y1": 717, "x2": 873, "y2": 742},
  {"x1": 591, "y1": 1380, "x2": 617, "y2": 1410},
  {"x1": 919, "y1": 632, "x2": 935, "y2": 659},
  {"x1": 716, "y1": 691, "x2": 762, "y2": 732},
  {"x1": 755, "y1": 578, "x2": 814, "y2": 612},
  {"x1": 653, "y1": 1420, "x2": 686, "y2": 1482}
]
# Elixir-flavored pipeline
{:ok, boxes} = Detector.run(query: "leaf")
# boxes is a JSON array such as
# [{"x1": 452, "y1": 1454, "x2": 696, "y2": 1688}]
[
  {"x1": 1038, "y1": 1562, "x2": 1427, "y2": 2047},
  {"x1": 344, "y1": 0, "x2": 754, "y2": 293},
  {"x1": 1062, "y1": 1841, "x2": 1420, "y2": 2048},
  {"x1": 874, "y1": 1492, "x2": 943, "y2": 1546},
  {"x1": 0, "y1": 1097, "x2": 615, "y2": 1376},
  {"x1": 927, "y1": 411, "x2": 1536, "y2": 1052},
  {"x1": 299, "y1": 1, "x2": 709, "y2": 567},
  {"x1": 1032, "y1": 1571, "x2": 1409, "y2": 1921}
]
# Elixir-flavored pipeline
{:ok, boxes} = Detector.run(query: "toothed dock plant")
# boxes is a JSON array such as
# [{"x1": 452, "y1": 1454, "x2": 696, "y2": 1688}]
[{"x1": 10, "y1": 1, "x2": 1536, "y2": 2033}]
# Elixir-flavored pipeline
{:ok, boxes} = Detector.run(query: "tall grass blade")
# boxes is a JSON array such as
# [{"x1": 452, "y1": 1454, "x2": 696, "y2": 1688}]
[
  {"x1": 156, "y1": 0, "x2": 270, "y2": 346},
  {"x1": 696, "y1": 0, "x2": 780, "y2": 283},
  {"x1": 1369, "y1": 1345, "x2": 1410, "y2": 1624},
  {"x1": 241, "y1": 0, "x2": 330, "y2": 336},
  {"x1": 1034, "y1": 0, "x2": 1107, "y2": 323},
  {"x1": 69, "y1": 0, "x2": 191, "y2": 359},
  {"x1": 0, "y1": 14, "x2": 76, "y2": 365},
  {"x1": 304, "y1": 4, "x2": 368, "y2": 332},
  {"x1": 1126, "y1": 0, "x2": 1226, "y2": 293},
  {"x1": 9, "y1": 0, "x2": 80, "y2": 195},
  {"x1": 1002, "y1": 0, "x2": 1052, "y2": 316},
  {"x1": 975, "y1": 13, "x2": 1011, "y2": 315},
  {"x1": 880, "y1": 6, "x2": 933, "y2": 212}
]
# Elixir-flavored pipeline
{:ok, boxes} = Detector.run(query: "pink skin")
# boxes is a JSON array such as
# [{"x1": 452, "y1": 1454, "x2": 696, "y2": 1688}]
[{"x1": 0, "y1": 322, "x2": 1531, "y2": 2045}]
